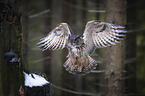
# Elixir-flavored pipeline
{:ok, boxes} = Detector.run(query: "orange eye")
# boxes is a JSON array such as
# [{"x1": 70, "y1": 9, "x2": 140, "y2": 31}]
[{"x1": 74, "y1": 40, "x2": 76, "y2": 43}]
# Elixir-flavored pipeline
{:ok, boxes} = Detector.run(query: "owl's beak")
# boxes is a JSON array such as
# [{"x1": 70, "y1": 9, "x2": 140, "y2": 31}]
[
  {"x1": 69, "y1": 39, "x2": 73, "y2": 45},
  {"x1": 71, "y1": 42, "x2": 73, "y2": 45}
]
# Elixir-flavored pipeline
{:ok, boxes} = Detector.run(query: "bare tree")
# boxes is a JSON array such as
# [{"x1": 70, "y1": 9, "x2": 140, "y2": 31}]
[
  {"x1": 43, "y1": 0, "x2": 52, "y2": 80},
  {"x1": 21, "y1": 0, "x2": 29, "y2": 70},
  {"x1": 0, "y1": 0, "x2": 22, "y2": 95},
  {"x1": 103, "y1": 0, "x2": 126, "y2": 96},
  {"x1": 50, "y1": 0, "x2": 63, "y2": 95},
  {"x1": 62, "y1": 0, "x2": 72, "y2": 96},
  {"x1": 125, "y1": 0, "x2": 136, "y2": 95}
]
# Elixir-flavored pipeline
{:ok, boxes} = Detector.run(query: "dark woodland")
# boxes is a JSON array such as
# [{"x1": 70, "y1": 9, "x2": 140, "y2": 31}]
[{"x1": 0, "y1": 0, "x2": 145, "y2": 96}]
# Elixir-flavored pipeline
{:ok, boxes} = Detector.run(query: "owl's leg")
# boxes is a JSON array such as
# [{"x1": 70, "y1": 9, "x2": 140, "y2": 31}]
[
  {"x1": 63, "y1": 55, "x2": 97, "y2": 74},
  {"x1": 63, "y1": 57, "x2": 76, "y2": 74},
  {"x1": 83, "y1": 55, "x2": 97, "y2": 73}
]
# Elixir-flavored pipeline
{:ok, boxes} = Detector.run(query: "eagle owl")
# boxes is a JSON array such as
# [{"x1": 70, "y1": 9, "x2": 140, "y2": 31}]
[{"x1": 37, "y1": 20, "x2": 126, "y2": 75}]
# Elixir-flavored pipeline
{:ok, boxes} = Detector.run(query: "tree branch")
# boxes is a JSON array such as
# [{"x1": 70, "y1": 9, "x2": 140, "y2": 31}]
[
  {"x1": 52, "y1": 84, "x2": 97, "y2": 96},
  {"x1": 29, "y1": 9, "x2": 50, "y2": 18}
]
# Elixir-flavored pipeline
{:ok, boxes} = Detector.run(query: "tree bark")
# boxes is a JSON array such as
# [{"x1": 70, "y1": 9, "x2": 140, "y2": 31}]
[
  {"x1": 51, "y1": 0, "x2": 63, "y2": 96},
  {"x1": 96, "y1": 0, "x2": 100, "y2": 20},
  {"x1": 125, "y1": 0, "x2": 136, "y2": 95},
  {"x1": 21, "y1": 0, "x2": 29, "y2": 70},
  {"x1": 62, "y1": 0, "x2": 72, "y2": 96},
  {"x1": 0, "y1": 0, "x2": 22, "y2": 95},
  {"x1": 43, "y1": 0, "x2": 52, "y2": 80},
  {"x1": 103, "y1": 0, "x2": 126, "y2": 96}
]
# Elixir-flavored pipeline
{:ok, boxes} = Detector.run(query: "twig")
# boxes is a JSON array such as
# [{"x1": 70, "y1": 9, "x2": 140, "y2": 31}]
[
  {"x1": 29, "y1": 9, "x2": 50, "y2": 19},
  {"x1": 127, "y1": 28, "x2": 145, "y2": 33},
  {"x1": 64, "y1": 0, "x2": 105, "y2": 12},
  {"x1": 124, "y1": 57, "x2": 137, "y2": 64},
  {"x1": 52, "y1": 84, "x2": 97, "y2": 96},
  {"x1": 120, "y1": 74, "x2": 135, "y2": 80},
  {"x1": 124, "y1": 93, "x2": 136, "y2": 96},
  {"x1": 29, "y1": 56, "x2": 51, "y2": 64},
  {"x1": 94, "y1": 83, "x2": 108, "y2": 87},
  {"x1": 90, "y1": 70, "x2": 105, "y2": 73},
  {"x1": 88, "y1": 10, "x2": 106, "y2": 13}
]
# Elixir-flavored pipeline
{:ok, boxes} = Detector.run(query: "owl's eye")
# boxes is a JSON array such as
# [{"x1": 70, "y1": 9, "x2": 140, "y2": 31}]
[
  {"x1": 76, "y1": 39, "x2": 80, "y2": 43},
  {"x1": 74, "y1": 39, "x2": 81, "y2": 45}
]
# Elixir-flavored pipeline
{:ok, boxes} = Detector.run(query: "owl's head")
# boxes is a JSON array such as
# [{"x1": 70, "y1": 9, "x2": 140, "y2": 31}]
[{"x1": 69, "y1": 35, "x2": 83, "y2": 46}]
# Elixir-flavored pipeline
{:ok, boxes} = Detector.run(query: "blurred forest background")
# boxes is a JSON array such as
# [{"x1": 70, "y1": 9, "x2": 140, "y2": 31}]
[{"x1": 0, "y1": 0, "x2": 145, "y2": 96}]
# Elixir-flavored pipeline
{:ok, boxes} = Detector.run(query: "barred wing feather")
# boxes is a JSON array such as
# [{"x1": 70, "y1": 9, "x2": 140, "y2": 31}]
[
  {"x1": 83, "y1": 20, "x2": 126, "y2": 54},
  {"x1": 83, "y1": 21, "x2": 97, "y2": 55},
  {"x1": 37, "y1": 23, "x2": 72, "y2": 51}
]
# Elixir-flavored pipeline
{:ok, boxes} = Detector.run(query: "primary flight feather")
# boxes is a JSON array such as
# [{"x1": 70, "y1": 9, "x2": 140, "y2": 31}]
[{"x1": 37, "y1": 20, "x2": 126, "y2": 75}]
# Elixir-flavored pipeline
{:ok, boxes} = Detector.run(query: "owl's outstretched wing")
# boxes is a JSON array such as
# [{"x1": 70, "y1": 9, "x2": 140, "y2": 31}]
[
  {"x1": 83, "y1": 20, "x2": 126, "y2": 55},
  {"x1": 37, "y1": 23, "x2": 72, "y2": 51}
]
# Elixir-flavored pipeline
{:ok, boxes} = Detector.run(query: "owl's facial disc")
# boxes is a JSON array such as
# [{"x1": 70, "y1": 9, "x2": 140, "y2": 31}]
[
  {"x1": 69, "y1": 35, "x2": 75, "y2": 45},
  {"x1": 74, "y1": 36, "x2": 83, "y2": 46},
  {"x1": 74, "y1": 39, "x2": 81, "y2": 45},
  {"x1": 69, "y1": 35, "x2": 83, "y2": 46}
]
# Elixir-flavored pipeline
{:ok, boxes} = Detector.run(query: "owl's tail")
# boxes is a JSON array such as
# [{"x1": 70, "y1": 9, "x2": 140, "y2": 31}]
[{"x1": 63, "y1": 55, "x2": 97, "y2": 75}]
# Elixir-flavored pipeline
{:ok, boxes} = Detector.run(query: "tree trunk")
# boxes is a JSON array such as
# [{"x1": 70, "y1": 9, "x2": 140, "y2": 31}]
[
  {"x1": 125, "y1": 0, "x2": 136, "y2": 95},
  {"x1": 43, "y1": 0, "x2": 52, "y2": 80},
  {"x1": 82, "y1": 0, "x2": 87, "y2": 26},
  {"x1": 21, "y1": 0, "x2": 29, "y2": 70},
  {"x1": 51, "y1": 0, "x2": 63, "y2": 96},
  {"x1": 103, "y1": 0, "x2": 126, "y2": 96},
  {"x1": 96, "y1": 0, "x2": 100, "y2": 20},
  {"x1": 62, "y1": 0, "x2": 72, "y2": 96},
  {"x1": 0, "y1": 0, "x2": 22, "y2": 95}
]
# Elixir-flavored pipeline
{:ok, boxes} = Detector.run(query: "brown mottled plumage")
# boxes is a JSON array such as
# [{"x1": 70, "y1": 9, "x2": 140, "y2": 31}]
[{"x1": 37, "y1": 20, "x2": 126, "y2": 75}]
